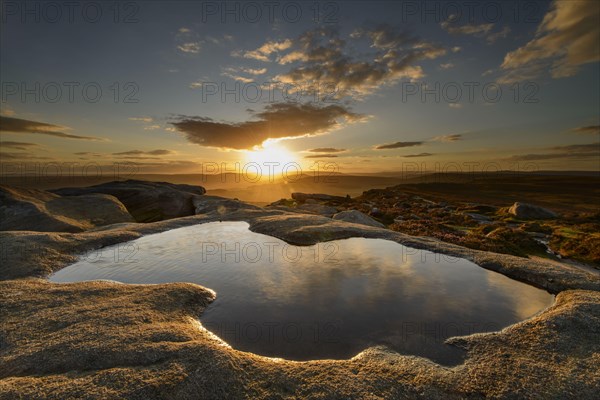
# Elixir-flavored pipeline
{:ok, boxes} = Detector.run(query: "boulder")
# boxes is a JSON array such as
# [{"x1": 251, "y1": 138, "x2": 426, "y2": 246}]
[
  {"x1": 297, "y1": 203, "x2": 338, "y2": 217},
  {"x1": 193, "y1": 195, "x2": 261, "y2": 215},
  {"x1": 52, "y1": 180, "x2": 206, "y2": 222},
  {"x1": 268, "y1": 199, "x2": 291, "y2": 206},
  {"x1": 332, "y1": 210, "x2": 385, "y2": 228},
  {"x1": 465, "y1": 213, "x2": 492, "y2": 224},
  {"x1": 0, "y1": 186, "x2": 133, "y2": 232},
  {"x1": 508, "y1": 202, "x2": 557, "y2": 220},
  {"x1": 369, "y1": 207, "x2": 383, "y2": 217}
]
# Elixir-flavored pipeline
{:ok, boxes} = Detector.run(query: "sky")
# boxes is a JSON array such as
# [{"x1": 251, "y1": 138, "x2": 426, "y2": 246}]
[{"x1": 1, "y1": 0, "x2": 599, "y2": 177}]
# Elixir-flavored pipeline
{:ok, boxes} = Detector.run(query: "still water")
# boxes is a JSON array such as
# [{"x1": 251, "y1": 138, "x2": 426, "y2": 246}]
[{"x1": 50, "y1": 222, "x2": 554, "y2": 365}]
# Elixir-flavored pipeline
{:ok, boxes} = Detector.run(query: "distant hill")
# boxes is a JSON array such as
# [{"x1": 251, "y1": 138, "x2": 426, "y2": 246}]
[{"x1": 1, "y1": 171, "x2": 598, "y2": 206}]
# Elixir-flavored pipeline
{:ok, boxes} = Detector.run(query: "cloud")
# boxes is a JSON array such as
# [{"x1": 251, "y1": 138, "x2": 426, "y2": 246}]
[
  {"x1": 74, "y1": 151, "x2": 102, "y2": 157},
  {"x1": 0, "y1": 116, "x2": 102, "y2": 140},
  {"x1": 441, "y1": 18, "x2": 511, "y2": 44},
  {"x1": 305, "y1": 154, "x2": 339, "y2": 158},
  {"x1": 374, "y1": 134, "x2": 463, "y2": 150},
  {"x1": 259, "y1": 25, "x2": 447, "y2": 96},
  {"x1": 504, "y1": 152, "x2": 598, "y2": 161},
  {"x1": 404, "y1": 152, "x2": 433, "y2": 158},
  {"x1": 441, "y1": 21, "x2": 494, "y2": 36},
  {"x1": 1, "y1": 104, "x2": 16, "y2": 116},
  {"x1": 307, "y1": 147, "x2": 346, "y2": 153},
  {"x1": 206, "y1": 34, "x2": 234, "y2": 45},
  {"x1": 0, "y1": 140, "x2": 46, "y2": 160},
  {"x1": 0, "y1": 152, "x2": 51, "y2": 160},
  {"x1": 177, "y1": 42, "x2": 202, "y2": 53},
  {"x1": 129, "y1": 117, "x2": 153, "y2": 123},
  {"x1": 239, "y1": 67, "x2": 267, "y2": 75},
  {"x1": 222, "y1": 75, "x2": 252, "y2": 83},
  {"x1": 113, "y1": 149, "x2": 174, "y2": 156},
  {"x1": 221, "y1": 66, "x2": 267, "y2": 83},
  {"x1": 487, "y1": 26, "x2": 511, "y2": 44},
  {"x1": 570, "y1": 125, "x2": 600, "y2": 135},
  {"x1": 440, "y1": 63, "x2": 454, "y2": 70},
  {"x1": 116, "y1": 156, "x2": 162, "y2": 160},
  {"x1": 548, "y1": 143, "x2": 599, "y2": 152},
  {"x1": 432, "y1": 134, "x2": 462, "y2": 142},
  {"x1": 175, "y1": 27, "x2": 202, "y2": 54},
  {"x1": 176, "y1": 28, "x2": 231, "y2": 54},
  {"x1": 170, "y1": 102, "x2": 364, "y2": 150},
  {"x1": 0, "y1": 141, "x2": 39, "y2": 150},
  {"x1": 375, "y1": 141, "x2": 423, "y2": 150},
  {"x1": 500, "y1": 1, "x2": 600, "y2": 82},
  {"x1": 504, "y1": 142, "x2": 599, "y2": 161},
  {"x1": 129, "y1": 116, "x2": 160, "y2": 131},
  {"x1": 361, "y1": 25, "x2": 415, "y2": 49},
  {"x1": 240, "y1": 39, "x2": 293, "y2": 61}
]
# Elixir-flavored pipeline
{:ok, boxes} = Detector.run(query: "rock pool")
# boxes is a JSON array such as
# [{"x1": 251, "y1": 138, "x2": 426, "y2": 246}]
[{"x1": 50, "y1": 221, "x2": 554, "y2": 365}]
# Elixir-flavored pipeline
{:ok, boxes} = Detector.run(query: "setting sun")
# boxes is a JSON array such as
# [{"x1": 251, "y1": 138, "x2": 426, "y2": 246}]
[{"x1": 244, "y1": 141, "x2": 298, "y2": 177}]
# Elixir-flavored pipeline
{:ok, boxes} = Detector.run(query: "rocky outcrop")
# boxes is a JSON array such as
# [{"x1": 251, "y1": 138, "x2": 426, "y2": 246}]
[
  {"x1": 0, "y1": 186, "x2": 133, "y2": 232},
  {"x1": 297, "y1": 203, "x2": 339, "y2": 217},
  {"x1": 193, "y1": 195, "x2": 262, "y2": 215},
  {"x1": 465, "y1": 212, "x2": 492, "y2": 224},
  {"x1": 0, "y1": 278, "x2": 599, "y2": 399},
  {"x1": 508, "y1": 202, "x2": 558, "y2": 220},
  {"x1": 52, "y1": 180, "x2": 206, "y2": 222},
  {"x1": 1, "y1": 189, "x2": 599, "y2": 398},
  {"x1": 291, "y1": 192, "x2": 348, "y2": 203},
  {"x1": 333, "y1": 209, "x2": 385, "y2": 228}
]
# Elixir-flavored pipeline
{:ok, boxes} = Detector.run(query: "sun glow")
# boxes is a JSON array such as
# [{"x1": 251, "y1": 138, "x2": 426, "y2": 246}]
[{"x1": 244, "y1": 141, "x2": 298, "y2": 178}]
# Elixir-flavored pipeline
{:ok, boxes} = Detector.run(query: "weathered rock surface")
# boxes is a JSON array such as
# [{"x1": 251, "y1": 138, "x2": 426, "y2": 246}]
[
  {"x1": 1, "y1": 192, "x2": 599, "y2": 399},
  {"x1": 369, "y1": 207, "x2": 383, "y2": 217},
  {"x1": 193, "y1": 195, "x2": 262, "y2": 215},
  {"x1": 52, "y1": 180, "x2": 206, "y2": 222},
  {"x1": 297, "y1": 203, "x2": 339, "y2": 217},
  {"x1": 0, "y1": 186, "x2": 133, "y2": 232},
  {"x1": 0, "y1": 280, "x2": 598, "y2": 399},
  {"x1": 333, "y1": 209, "x2": 385, "y2": 228},
  {"x1": 508, "y1": 202, "x2": 558, "y2": 219},
  {"x1": 465, "y1": 212, "x2": 492, "y2": 224}
]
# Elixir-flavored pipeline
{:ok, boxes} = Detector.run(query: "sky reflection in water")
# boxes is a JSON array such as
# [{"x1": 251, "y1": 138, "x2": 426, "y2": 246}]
[{"x1": 50, "y1": 222, "x2": 554, "y2": 365}]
